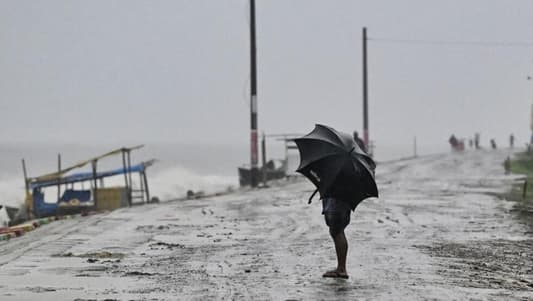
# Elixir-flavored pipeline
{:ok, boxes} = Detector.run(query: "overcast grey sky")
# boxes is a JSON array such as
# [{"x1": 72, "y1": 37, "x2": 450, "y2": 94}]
[{"x1": 1, "y1": 0, "x2": 533, "y2": 152}]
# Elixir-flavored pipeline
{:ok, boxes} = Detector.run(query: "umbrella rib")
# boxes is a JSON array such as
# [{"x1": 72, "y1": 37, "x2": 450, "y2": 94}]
[
  {"x1": 294, "y1": 137, "x2": 345, "y2": 151},
  {"x1": 296, "y1": 151, "x2": 344, "y2": 171},
  {"x1": 313, "y1": 124, "x2": 347, "y2": 146},
  {"x1": 326, "y1": 128, "x2": 348, "y2": 147}
]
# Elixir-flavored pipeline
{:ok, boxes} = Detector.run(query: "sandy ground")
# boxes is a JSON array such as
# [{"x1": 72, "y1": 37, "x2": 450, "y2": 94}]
[{"x1": 0, "y1": 150, "x2": 532, "y2": 300}]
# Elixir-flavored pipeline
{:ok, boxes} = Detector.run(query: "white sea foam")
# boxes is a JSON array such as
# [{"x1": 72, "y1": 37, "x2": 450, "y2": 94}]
[
  {"x1": 147, "y1": 165, "x2": 238, "y2": 201},
  {"x1": 0, "y1": 176, "x2": 26, "y2": 208}
]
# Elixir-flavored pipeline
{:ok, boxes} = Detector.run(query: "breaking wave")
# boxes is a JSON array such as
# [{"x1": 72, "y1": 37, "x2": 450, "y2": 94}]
[
  {"x1": 0, "y1": 176, "x2": 25, "y2": 208},
  {"x1": 147, "y1": 165, "x2": 238, "y2": 201}
]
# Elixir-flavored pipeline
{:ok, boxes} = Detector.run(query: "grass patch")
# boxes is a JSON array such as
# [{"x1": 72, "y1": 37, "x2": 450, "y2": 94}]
[
  {"x1": 511, "y1": 152, "x2": 533, "y2": 201},
  {"x1": 511, "y1": 152, "x2": 533, "y2": 178},
  {"x1": 509, "y1": 152, "x2": 533, "y2": 233},
  {"x1": 510, "y1": 152, "x2": 533, "y2": 201}
]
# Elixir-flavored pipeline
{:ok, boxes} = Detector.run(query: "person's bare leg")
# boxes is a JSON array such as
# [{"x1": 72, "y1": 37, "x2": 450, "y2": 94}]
[
  {"x1": 333, "y1": 230, "x2": 348, "y2": 275},
  {"x1": 323, "y1": 229, "x2": 349, "y2": 278}
]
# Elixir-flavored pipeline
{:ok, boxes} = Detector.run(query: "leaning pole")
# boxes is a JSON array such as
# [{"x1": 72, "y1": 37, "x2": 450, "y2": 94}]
[{"x1": 249, "y1": 0, "x2": 259, "y2": 187}]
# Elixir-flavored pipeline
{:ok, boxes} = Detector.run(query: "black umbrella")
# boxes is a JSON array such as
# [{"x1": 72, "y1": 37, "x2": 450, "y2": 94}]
[{"x1": 294, "y1": 124, "x2": 378, "y2": 210}]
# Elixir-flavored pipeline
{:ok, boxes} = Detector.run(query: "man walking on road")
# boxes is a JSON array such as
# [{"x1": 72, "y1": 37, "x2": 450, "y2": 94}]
[
  {"x1": 294, "y1": 125, "x2": 378, "y2": 280},
  {"x1": 474, "y1": 133, "x2": 480, "y2": 149},
  {"x1": 321, "y1": 194, "x2": 352, "y2": 279},
  {"x1": 353, "y1": 131, "x2": 366, "y2": 153},
  {"x1": 321, "y1": 164, "x2": 370, "y2": 279}
]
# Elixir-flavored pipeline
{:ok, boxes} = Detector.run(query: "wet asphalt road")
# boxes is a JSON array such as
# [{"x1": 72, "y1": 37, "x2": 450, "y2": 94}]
[{"x1": 0, "y1": 150, "x2": 532, "y2": 300}]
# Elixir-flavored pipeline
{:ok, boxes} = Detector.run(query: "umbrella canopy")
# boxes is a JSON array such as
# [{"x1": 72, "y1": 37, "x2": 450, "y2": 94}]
[{"x1": 294, "y1": 124, "x2": 378, "y2": 210}]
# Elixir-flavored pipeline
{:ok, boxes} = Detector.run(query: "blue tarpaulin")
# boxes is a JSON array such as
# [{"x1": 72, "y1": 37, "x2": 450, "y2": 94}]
[{"x1": 30, "y1": 163, "x2": 147, "y2": 189}]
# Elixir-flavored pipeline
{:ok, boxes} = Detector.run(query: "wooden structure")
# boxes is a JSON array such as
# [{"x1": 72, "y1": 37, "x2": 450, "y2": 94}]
[{"x1": 22, "y1": 146, "x2": 155, "y2": 218}]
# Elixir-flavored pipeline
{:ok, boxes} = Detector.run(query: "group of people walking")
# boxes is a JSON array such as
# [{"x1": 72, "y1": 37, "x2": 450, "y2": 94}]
[{"x1": 449, "y1": 133, "x2": 515, "y2": 151}]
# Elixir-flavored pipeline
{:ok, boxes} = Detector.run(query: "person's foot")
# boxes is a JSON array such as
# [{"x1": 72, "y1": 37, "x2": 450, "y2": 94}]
[{"x1": 322, "y1": 269, "x2": 349, "y2": 279}]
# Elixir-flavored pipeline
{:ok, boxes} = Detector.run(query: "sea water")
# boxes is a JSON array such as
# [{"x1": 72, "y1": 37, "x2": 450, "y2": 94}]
[{"x1": 0, "y1": 143, "x2": 243, "y2": 207}]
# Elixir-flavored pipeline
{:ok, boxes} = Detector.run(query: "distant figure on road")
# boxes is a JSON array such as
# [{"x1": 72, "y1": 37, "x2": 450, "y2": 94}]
[
  {"x1": 510, "y1": 134, "x2": 515, "y2": 149},
  {"x1": 504, "y1": 156, "x2": 511, "y2": 175},
  {"x1": 468, "y1": 139, "x2": 473, "y2": 149},
  {"x1": 449, "y1": 134, "x2": 464, "y2": 151},
  {"x1": 474, "y1": 133, "x2": 480, "y2": 149},
  {"x1": 353, "y1": 131, "x2": 367, "y2": 153},
  {"x1": 490, "y1": 139, "x2": 497, "y2": 149},
  {"x1": 448, "y1": 134, "x2": 465, "y2": 151},
  {"x1": 449, "y1": 135, "x2": 458, "y2": 148}
]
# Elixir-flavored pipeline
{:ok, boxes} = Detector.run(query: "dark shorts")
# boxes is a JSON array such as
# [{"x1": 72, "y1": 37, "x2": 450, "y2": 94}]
[{"x1": 322, "y1": 197, "x2": 351, "y2": 236}]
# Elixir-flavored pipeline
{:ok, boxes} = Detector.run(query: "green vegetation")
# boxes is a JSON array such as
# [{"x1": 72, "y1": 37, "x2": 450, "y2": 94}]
[
  {"x1": 509, "y1": 152, "x2": 533, "y2": 201},
  {"x1": 509, "y1": 152, "x2": 533, "y2": 233}
]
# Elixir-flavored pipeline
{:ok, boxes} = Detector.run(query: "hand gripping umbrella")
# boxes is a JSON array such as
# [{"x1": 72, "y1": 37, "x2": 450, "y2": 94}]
[{"x1": 294, "y1": 124, "x2": 378, "y2": 210}]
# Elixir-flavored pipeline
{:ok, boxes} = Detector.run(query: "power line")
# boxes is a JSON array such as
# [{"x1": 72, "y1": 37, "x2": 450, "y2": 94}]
[{"x1": 369, "y1": 37, "x2": 533, "y2": 48}]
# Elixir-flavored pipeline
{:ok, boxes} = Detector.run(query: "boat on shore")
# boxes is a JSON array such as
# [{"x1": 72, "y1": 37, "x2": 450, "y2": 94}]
[{"x1": 21, "y1": 145, "x2": 155, "y2": 220}]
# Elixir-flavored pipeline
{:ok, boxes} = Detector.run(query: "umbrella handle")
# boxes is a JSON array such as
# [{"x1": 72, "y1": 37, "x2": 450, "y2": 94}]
[{"x1": 308, "y1": 188, "x2": 319, "y2": 204}]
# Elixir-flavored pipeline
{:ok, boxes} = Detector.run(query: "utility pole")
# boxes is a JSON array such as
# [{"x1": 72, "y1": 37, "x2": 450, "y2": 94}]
[
  {"x1": 249, "y1": 0, "x2": 259, "y2": 187},
  {"x1": 362, "y1": 27, "x2": 369, "y2": 151},
  {"x1": 261, "y1": 132, "x2": 267, "y2": 186}
]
